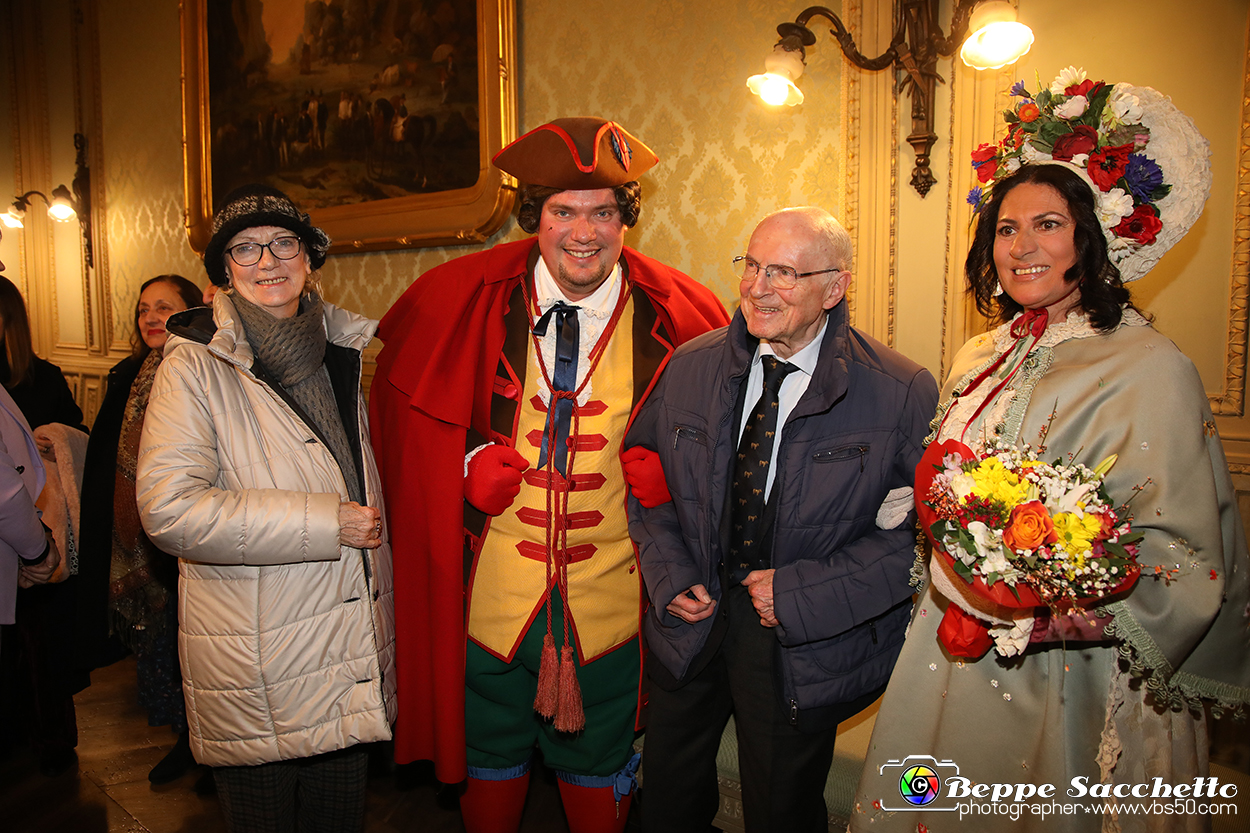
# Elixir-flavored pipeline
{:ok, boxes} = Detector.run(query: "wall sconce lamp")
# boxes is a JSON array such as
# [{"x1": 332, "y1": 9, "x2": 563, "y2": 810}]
[
  {"x1": 748, "y1": 0, "x2": 1034, "y2": 196},
  {"x1": 1, "y1": 133, "x2": 93, "y2": 267}
]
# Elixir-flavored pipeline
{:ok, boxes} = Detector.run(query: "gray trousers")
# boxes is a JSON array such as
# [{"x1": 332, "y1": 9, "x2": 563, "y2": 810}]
[{"x1": 213, "y1": 747, "x2": 369, "y2": 833}]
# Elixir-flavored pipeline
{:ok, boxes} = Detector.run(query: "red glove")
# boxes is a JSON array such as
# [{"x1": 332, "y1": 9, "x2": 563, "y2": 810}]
[
  {"x1": 621, "y1": 446, "x2": 671, "y2": 508},
  {"x1": 465, "y1": 444, "x2": 530, "y2": 515}
]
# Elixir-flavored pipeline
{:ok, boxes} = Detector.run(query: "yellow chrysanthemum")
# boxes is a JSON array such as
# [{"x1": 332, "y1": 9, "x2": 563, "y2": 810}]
[
  {"x1": 970, "y1": 458, "x2": 1030, "y2": 506},
  {"x1": 1063, "y1": 550, "x2": 1088, "y2": 582},
  {"x1": 1053, "y1": 512, "x2": 1101, "y2": 556}
]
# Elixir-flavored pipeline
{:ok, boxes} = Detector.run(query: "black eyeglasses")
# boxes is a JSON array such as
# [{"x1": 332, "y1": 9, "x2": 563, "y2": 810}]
[
  {"x1": 733, "y1": 255, "x2": 843, "y2": 291},
  {"x1": 226, "y1": 236, "x2": 303, "y2": 267}
]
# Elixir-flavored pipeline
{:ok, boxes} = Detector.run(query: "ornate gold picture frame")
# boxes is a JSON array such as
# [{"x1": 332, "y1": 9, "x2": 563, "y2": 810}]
[{"x1": 180, "y1": 0, "x2": 517, "y2": 255}]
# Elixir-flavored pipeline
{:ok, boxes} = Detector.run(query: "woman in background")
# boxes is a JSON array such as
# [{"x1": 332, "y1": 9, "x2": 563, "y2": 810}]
[
  {"x1": 77, "y1": 274, "x2": 204, "y2": 785},
  {"x1": 0, "y1": 274, "x2": 87, "y2": 775},
  {"x1": 0, "y1": 276, "x2": 85, "y2": 432}
]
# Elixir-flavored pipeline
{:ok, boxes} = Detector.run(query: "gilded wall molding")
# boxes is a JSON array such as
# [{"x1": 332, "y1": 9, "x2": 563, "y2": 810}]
[
  {"x1": 5, "y1": 0, "x2": 107, "y2": 365},
  {"x1": 843, "y1": 0, "x2": 862, "y2": 325},
  {"x1": 843, "y1": 0, "x2": 898, "y2": 347},
  {"x1": 940, "y1": 59, "x2": 957, "y2": 382},
  {"x1": 69, "y1": 0, "x2": 93, "y2": 352},
  {"x1": 1210, "y1": 28, "x2": 1250, "y2": 417},
  {"x1": 887, "y1": 62, "x2": 898, "y2": 349},
  {"x1": 73, "y1": 0, "x2": 110, "y2": 356}
]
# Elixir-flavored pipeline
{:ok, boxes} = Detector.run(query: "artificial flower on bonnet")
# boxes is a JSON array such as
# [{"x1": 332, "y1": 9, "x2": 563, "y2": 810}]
[{"x1": 968, "y1": 67, "x2": 1173, "y2": 265}]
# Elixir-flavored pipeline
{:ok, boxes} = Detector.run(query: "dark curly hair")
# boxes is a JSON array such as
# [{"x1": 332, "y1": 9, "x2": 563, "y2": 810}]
[
  {"x1": 516, "y1": 182, "x2": 642, "y2": 234},
  {"x1": 966, "y1": 164, "x2": 1135, "y2": 332},
  {"x1": 131, "y1": 274, "x2": 204, "y2": 360}
]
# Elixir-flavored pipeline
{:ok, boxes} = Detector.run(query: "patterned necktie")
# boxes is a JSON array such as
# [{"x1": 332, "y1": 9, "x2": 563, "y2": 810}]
[
  {"x1": 533, "y1": 301, "x2": 580, "y2": 476},
  {"x1": 729, "y1": 355, "x2": 797, "y2": 582}
]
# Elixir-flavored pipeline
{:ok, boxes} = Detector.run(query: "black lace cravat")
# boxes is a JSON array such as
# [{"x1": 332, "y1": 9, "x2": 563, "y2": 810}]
[{"x1": 728, "y1": 355, "x2": 797, "y2": 582}]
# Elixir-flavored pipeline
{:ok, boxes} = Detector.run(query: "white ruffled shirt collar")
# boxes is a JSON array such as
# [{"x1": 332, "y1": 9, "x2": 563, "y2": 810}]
[{"x1": 534, "y1": 257, "x2": 621, "y2": 321}]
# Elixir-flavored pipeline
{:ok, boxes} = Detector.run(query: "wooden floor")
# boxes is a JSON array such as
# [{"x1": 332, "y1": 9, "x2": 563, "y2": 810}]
[
  {"x1": 0, "y1": 656, "x2": 639, "y2": 833},
  {"x1": 5, "y1": 656, "x2": 1247, "y2": 832}
]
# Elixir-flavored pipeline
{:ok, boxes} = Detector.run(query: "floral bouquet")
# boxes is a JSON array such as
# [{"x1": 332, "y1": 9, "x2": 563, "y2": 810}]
[
  {"x1": 915, "y1": 438, "x2": 1142, "y2": 657},
  {"x1": 966, "y1": 67, "x2": 1172, "y2": 269}
]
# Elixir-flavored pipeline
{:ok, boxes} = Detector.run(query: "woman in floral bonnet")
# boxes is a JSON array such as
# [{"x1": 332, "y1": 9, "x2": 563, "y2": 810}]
[{"x1": 852, "y1": 68, "x2": 1250, "y2": 832}]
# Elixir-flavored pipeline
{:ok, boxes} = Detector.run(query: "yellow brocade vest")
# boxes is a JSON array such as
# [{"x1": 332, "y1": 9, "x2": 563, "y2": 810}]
[{"x1": 467, "y1": 297, "x2": 640, "y2": 663}]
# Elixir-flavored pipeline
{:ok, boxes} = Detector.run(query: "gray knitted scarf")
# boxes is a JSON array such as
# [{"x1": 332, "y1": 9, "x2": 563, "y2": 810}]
[{"x1": 230, "y1": 289, "x2": 363, "y2": 504}]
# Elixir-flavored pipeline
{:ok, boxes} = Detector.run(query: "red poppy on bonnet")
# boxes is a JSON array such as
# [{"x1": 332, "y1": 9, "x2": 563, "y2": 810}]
[{"x1": 492, "y1": 118, "x2": 658, "y2": 191}]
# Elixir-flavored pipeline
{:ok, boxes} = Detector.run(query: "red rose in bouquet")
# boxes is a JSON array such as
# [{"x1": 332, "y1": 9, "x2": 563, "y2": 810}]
[{"x1": 1051, "y1": 126, "x2": 1098, "y2": 162}]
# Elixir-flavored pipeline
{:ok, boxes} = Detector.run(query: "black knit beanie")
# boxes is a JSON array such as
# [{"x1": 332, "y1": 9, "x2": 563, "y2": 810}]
[{"x1": 203, "y1": 184, "x2": 331, "y2": 286}]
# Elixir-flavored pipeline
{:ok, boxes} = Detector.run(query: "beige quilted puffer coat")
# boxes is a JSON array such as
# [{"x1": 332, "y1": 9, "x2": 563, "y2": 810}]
[{"x1": 136, "y1": 293, "x2": 396, "y2": 767}]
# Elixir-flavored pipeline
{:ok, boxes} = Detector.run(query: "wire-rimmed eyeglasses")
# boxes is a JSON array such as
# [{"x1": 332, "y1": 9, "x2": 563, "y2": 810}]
[
  {"x1": 227, "y1": 236, "x2": 303, "y2": 267},
  {"x1": 732, "y1": 255, "x2": 842, "y2": 290}
]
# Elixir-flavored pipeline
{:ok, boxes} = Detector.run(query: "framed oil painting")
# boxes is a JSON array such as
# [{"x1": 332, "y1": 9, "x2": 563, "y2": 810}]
[{"x1": 181, "y1": 0, "x2": 517, "y2": 254}]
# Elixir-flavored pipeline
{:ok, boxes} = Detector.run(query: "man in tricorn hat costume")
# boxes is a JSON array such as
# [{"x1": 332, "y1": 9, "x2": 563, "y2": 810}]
[{"x1": 369, "y1": 118, "x2": 728, "y2": 831}]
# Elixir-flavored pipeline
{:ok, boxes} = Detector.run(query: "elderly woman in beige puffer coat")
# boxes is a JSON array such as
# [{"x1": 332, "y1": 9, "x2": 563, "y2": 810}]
[{"x1": 136, "y1": 185, "x2": 395, "y2": 833}]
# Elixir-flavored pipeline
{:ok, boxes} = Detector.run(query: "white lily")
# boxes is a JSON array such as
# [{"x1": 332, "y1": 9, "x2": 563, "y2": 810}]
[
  {"x1": 967, "y1": 521, "x2": 1006, "y2": 563},
  {"x1": 1048, "y1": 482, "x2": 1095, "y2": 516}
]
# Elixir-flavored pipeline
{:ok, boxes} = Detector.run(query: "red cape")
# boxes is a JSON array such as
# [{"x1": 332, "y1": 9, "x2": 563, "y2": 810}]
[{"x1": 369, "y1": 239, "x2": 727, "y2": 782}]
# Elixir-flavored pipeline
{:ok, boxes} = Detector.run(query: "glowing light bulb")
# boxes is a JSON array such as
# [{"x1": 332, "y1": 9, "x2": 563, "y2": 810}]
[
  {"x1": 960, "y1": 21, "x2": 1034, "y2": 69},
  {"x1": 959, "y1": 2, "x2": 1033, "y2": 70},
  {"x1": 747, "y1": 44, "x2": 806, "y2": 107},
  {"x1": 759, "y1": 75, "x2": 792, "y2": 106},
  {"x1": 48, "y1": 186, "x2": 77, "y2": 222},
  {"x1": 48, "y1": 202, "x2": 76, "y2": 222}
]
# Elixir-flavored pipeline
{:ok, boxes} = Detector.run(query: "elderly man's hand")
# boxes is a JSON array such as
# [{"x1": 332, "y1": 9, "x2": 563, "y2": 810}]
[
  {"x1": 742, "y1": 570, "x2": 778, "y2": 628},
  {"x1": 339, "y1": 501, "x2": 382, "y2": 549},
  {"x1": 666, "y1": 584, "x2": 716, "y2": 624}
]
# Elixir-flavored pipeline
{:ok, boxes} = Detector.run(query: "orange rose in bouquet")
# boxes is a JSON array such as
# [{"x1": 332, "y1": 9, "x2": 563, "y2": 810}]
[{"x1": 1002, "y1": 500, "x2": 1056, "y2": 552}]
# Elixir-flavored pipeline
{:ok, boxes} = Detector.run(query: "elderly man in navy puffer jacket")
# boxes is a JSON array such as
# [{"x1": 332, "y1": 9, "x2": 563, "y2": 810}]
[{"x1": 626, "y1": 207, "x2": 938, "y2": 833}]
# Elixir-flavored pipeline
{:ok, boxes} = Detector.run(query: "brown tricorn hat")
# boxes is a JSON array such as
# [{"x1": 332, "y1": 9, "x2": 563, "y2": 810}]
[{"x1": 492, "y1": 118, "x2": 658, "y2": 190}]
